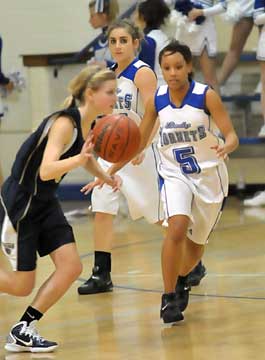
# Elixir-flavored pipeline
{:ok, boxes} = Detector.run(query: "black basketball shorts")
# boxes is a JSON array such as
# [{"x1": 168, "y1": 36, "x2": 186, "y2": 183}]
[{"x1": 0, "y1": 179, "x2": 75, "y2": 271}]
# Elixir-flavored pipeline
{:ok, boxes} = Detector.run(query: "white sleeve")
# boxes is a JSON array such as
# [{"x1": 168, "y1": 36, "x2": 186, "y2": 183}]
[
  {"x1": 254, "y1": 13, "x2": 265, "y2": 26},
  {"x1": 202, "y1": 3, "x2": 226, "y2": 17}
]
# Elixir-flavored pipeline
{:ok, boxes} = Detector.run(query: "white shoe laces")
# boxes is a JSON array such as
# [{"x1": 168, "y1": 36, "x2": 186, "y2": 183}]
[{"x1": 20, "y1": 321, "x2": 44, "y2": 342}]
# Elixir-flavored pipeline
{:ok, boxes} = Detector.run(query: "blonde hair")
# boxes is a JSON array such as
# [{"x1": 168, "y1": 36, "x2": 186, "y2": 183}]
[
  {"x1": 89, "y1": 0, "x2": 119, "y2": 23},
  {"x1": 62, "y1": 65, "x2": 116, "y2": 109}
]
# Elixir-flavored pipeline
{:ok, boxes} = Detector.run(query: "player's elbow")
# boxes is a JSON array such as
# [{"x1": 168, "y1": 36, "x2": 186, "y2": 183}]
[{"x1": 39, "y1": 166, "x2": 52, "y2": 181}]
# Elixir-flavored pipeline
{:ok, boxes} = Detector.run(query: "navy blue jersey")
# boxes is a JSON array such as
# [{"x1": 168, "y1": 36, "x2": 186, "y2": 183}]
[{"x1": 6, "y1": 107, "x2": 84, "y2": 200}]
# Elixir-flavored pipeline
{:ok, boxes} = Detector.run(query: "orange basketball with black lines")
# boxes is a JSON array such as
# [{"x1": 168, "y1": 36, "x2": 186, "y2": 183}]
[{"x1": 92, "y1": 114, "x2": 141, "y2": 163}]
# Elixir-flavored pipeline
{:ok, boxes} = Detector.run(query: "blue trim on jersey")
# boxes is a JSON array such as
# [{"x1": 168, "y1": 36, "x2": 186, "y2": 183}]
[
  {"x1": 117, "y1": 58, "x2": 149, "y2": 82},
  {"x1": 155, "y1": 81, "x2": 209, "y2": 113},
  {"x1": 154, "y1": 87, "x2": 169, "y2": 113},
  {"x1": 139, "y1": 36, "x2": 156, "y2": 70},
  {"x1": 158, "y1": 173, "x2": 164, "y2": 191},
  {"x1": 254, "y1": 0, "x2": 265, "y2": 11}
]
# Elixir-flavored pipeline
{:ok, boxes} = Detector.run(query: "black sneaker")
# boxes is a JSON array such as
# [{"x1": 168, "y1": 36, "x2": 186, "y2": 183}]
[
  {"x1": 77, "y1": 266, "x2": 113, "y2": 295},
  {"x1": 186, "y1": 261, "x2": 207, "y2": 287},
  {"x1": 160, "y1": 293, "x2": 184, "y2": 325},
  {"x1": 5, "y1": 321, "x2": 58, "y2": 353},
  {"x1": 175, "y1": 276, "x2": 191, "y2": 312}
]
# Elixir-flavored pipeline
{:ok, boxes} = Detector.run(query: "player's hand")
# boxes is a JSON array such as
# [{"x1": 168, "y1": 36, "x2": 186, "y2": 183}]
[
  {"x1": 80, "y1": 175, "x2": 122, "y2": 195},
  {"x1": 188, "y1": 8, "x2": 203, "y2": 21},
  {"x1": 79, "y1": 134, "x2": 94, "y2": 166},
  {"x1": 105, "y1": 174, "x2": 122, "y2": 191},
  {"x1": 211, "y1": 145, "x2": 228, "y2": 160},
  {"x1": 131, "y1": 152, "x2": 145, "y2": 166}
]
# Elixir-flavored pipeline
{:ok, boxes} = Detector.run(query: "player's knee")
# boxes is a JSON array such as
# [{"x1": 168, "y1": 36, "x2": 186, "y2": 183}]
[
  {"x1": 12, "y1": 281, "x2": 35, "y2": 296},
  {"x1": 66, "y1": 260, "x2": 83, "y2": 281},
  {"x1": 170, "y1": 230, "x2": 186, "y2": 245}
]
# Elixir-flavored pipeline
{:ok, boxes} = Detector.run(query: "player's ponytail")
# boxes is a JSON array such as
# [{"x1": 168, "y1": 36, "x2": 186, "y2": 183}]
[{"x1": 62, "y1": 65, "x2": 116, "y2": 109}]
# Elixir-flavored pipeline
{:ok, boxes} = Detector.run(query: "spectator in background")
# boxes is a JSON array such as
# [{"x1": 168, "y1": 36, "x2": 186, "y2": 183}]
[
  {"x1": 217, "y1": 0, "x2": 254, "y2": 88},
  {"x1": 175, "y1": 0, "x2": 226, "y2": 92},
  {"x1": 0, "y1": 37, "x2": 13, "y2": 93},
  {"x1": 87, "y1": 0, "x2": 119, "y2": 67},
  {"x1": 135, "y1": 0, "x2": 170, "y2": 86},
  {"x1": 0, "y1": 35, "x2": 14, "y2": 187},
  {"x1": 253, "y1": 0, "x2": 265, "y2": 137},
  {"x1": 243, "y1": 0, "x2": 265, "y2": 207}
]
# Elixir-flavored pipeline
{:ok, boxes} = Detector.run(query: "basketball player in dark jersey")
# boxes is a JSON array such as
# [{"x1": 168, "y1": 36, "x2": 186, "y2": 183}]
[{"x1": 0, "y1": 65, "x2": 119, "y2": 353}]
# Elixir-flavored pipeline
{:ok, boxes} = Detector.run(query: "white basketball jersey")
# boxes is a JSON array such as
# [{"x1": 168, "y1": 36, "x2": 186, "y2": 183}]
[
  {"x1": 155, "y1": 81, "x2": 225, "y2": 177},
  {"x1": 113, "y1": 58, "x2": 150, "y2": 124},
  {"x1": 146, "y1": 29, "x2": 169, "y2": 86}
]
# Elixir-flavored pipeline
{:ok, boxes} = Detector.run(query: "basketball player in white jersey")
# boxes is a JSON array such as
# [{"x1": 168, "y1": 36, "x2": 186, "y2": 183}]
[
  {"x1": 101, "y1": 40, "x2": 239, "y2": 324},
  {"x1": 77, "y1": 19, "x2": 164, "y2": 295}
]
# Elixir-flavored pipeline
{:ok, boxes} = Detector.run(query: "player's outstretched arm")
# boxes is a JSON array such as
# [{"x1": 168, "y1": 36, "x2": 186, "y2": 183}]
[{"x1": 206, "y1": 89, "x2": 239, "y2": 158}]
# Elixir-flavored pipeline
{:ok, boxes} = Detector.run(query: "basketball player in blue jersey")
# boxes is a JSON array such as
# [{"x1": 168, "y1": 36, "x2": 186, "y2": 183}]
[
  {"x1": 104, "y1": 40, "x2": 239, "y2": 324},
  {"x1": 0, "y1": 66, "x2": 120, "y2": 352},
  {"x1": 78, "y1": 19, "x2": 165, "y2": 295},
  {"x1": 135, "y1": 0, "x2": 170, "y2": 86}
]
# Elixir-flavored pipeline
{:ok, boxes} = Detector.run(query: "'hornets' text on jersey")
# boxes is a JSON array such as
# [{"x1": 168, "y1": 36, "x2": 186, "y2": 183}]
[{"x1": 155, "y1": 81, "x2": 224, "y2": 175}]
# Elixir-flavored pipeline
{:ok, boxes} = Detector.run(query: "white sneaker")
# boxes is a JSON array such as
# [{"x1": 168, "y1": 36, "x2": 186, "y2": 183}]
[
  {"x1": 243, "y1": 191, "x2": 265, "y2": 207},
  {"x1": 244, "y1": 208, "x2": 265, "y2": 221},
  {"x1": 258, "y1": 124, "x2": 265, "y2": 137}
]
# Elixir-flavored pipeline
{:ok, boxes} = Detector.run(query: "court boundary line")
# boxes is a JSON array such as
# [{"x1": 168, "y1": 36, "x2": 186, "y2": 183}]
[{"x1": 77, "y1": 277, "x2": 265, "y2": 301}]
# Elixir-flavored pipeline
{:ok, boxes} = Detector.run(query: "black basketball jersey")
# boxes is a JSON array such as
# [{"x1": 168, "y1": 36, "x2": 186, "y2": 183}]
[{"x1": 6, "y1": 107, "x2": 84, "y2": 200}]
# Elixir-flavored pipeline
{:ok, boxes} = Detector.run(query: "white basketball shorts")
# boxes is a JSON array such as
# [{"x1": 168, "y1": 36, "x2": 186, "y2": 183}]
[
  {"x1": 179, "y1": 17, "x2": 217, "y2": 57},
  {"x1": 160, "y1": 165, "x2": 227, "y2": 245},
  {"x1": 91, "y1": 144, "x2": 163, "y2": 224}
]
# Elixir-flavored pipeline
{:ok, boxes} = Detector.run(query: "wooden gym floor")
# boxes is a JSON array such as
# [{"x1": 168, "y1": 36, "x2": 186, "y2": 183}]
[{"x1": 0, "y1": 196, "x2": 265, "y2": 360}]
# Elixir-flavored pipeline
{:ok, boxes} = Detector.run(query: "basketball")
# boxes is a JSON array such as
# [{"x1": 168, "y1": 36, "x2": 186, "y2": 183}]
[{"x1": 92, "y1": 114, "x2": 141, "y2": 163}]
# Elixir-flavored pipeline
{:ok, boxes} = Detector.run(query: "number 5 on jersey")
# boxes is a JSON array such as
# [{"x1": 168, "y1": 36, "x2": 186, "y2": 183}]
[{"x1": 173, "y1": 146, "x2": 201, "y2": 174}]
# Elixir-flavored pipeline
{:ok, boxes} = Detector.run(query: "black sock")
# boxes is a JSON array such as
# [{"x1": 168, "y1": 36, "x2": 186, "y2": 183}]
[
  {"x1": 20, "y1": 306, "x2": 43, "y2": 325},
  {"x1": 178, "y1": 275, "x2": 188, "y2": 285},
  {"x1": 94, "y1": 251, "x2": 111, "y2": 273},
  {"x1": 163, "y1": 292, "x2": 176, "y2": 301}
]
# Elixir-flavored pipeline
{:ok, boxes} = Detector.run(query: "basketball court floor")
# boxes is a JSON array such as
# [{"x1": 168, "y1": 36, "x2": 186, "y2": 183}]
[{"x1": 0, "y1": 196, "x2": 265, "y2": 359}]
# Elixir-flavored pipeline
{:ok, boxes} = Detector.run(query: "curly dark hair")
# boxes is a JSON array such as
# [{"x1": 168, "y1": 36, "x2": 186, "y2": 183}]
[{"x1": 159, "y1": 40, "x2": 194, "y2": 81}]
